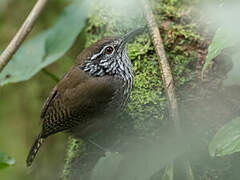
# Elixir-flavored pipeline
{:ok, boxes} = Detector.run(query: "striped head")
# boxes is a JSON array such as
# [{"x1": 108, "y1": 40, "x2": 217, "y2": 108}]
[{"x1": 78, "y1": 28, "x2": 144, "y2": 103}]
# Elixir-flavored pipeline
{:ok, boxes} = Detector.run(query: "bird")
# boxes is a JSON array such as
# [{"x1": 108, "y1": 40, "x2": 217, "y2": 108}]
[{"x1": 26, "y1": 28, "x2": 144, "y2": 167}]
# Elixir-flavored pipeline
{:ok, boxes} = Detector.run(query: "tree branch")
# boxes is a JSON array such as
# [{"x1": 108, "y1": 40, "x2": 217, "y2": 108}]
[
  {"x1": 142, "y1": 0, "x2": 195, "y2": 179},
  {"x1": 0, "y1": 0, "x2": 48, "y2": 73},
  {"x1": 142, "y1": 0, "x2": 181, "y2": 134}
]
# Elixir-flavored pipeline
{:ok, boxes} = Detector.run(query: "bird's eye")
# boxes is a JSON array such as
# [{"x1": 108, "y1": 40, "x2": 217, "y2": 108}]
[{"x1": 104, "y1": 46, "x2": 114, "y2": 55}]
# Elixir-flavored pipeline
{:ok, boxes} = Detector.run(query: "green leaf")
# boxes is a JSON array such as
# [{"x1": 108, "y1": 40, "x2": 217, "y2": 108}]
[
  {"x1": 43, "y1": 0, "x2": 89, "y2": 65},
  {"x1": 91, "y1": 138, "x2": 186, "y2": 180},
  {"x1": 202, "y1": 28, "x2": 236, "y2": 78},
  {"x1": 209, "y1": 117, "x2": 240, "y2": 157},
  {"x1": 0, "y1": 152, "x2": 15, "y2": 170},
  {"x1": 0, "y1": 0, "x2": 90, "y2": 86},
  {"x1": 0, "y1": 32, "x2": 49, "y2": 86}
]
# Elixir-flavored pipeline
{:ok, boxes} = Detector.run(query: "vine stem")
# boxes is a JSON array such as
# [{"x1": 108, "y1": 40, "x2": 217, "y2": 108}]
[
  {"x1": 41, "y1": 69, "x2": 60, "y2": 83},
  {"x1": 0, "y1": 0, "x2": 48, "y2": 73}
]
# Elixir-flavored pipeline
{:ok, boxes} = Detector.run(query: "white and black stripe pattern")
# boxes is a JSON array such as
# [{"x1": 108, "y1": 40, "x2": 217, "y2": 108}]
[{"x1": 80, "y1": 39, "x2": 134, "y2": 107}]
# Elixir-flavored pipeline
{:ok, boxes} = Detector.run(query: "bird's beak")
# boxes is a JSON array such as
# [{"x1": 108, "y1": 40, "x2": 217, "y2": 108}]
[{"x1": 119, "y1": 27, "x2": 145, "y2": 50}]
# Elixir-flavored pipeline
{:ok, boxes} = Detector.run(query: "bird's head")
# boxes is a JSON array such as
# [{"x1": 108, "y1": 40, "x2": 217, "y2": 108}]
[{"x1": 78, "y1": 28, "x2": 144, "y2": 77}]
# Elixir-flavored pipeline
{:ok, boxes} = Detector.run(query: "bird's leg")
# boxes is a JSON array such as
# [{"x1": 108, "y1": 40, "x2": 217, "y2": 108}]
[{"x1": 85, "y1": 139, "x2": 110, "y2": 152}]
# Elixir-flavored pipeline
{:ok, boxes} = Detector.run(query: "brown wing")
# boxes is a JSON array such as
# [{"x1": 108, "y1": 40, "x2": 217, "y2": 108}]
[
  {"x1": 40, "y1": 72, "x2": 69, "y2": 120},
  {"x1": 40, "y1": 66, "x2": 118, "y2": 138},
  {"x1": 40, "y1": 86, "x2": 58, "y2": 120}
]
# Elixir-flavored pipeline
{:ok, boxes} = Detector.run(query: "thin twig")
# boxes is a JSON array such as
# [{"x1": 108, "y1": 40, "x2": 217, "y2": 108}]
[
  {"x1": 142, "y1": 1, "x2": 194, "y2": 179},
  {"x1": 142, "y1": 0, "x2": 181, "y2": 134},
  {"x1": 0, "y1": 0, "x2": 48, "y2": 73}
]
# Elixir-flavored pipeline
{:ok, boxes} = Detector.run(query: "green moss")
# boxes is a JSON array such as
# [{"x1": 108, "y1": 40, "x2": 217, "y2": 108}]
[
  {"x1": 153, "y1": 0, "x2": 204, "y2": 88},
  {"x1": 126, "y1": 35, "x2": 166, "y2": 133},
  {"x1": 61, "y1": 137, "x2": 86, "y2": 180},
  {"x1": 165, "y1": 24, "x2": 200, "y2": 87}
]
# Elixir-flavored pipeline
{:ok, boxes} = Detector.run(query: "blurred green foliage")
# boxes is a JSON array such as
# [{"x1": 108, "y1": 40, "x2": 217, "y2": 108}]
[
  {"x1": 0, "y1": 0, "x2": 89, "y2": 86},
  {"x1": 90, "y1": 138, "x2": 185, "y2": 180},
  {"x1": 0, "y1": 151, "x2": 15, "y2": 170},
  {"x1": 202, "y1": 28, "x2": 237, "y2": 78},
  {"x1": 0, "y1": 0, "x2": 80, "y2": 179},
  {"x1": 209, "y1": 117, "x2": 240, "y2": 157}
]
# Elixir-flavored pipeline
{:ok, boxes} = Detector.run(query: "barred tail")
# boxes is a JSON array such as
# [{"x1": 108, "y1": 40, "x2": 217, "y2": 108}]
[{"x1": 26, "y1": 134, "x2": 45, "y2": 167}]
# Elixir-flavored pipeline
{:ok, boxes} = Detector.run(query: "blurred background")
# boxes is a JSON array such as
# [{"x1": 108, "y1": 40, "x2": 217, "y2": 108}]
[{"x1": 0, "y1": 0, "x2": 74, "y2": 179}]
